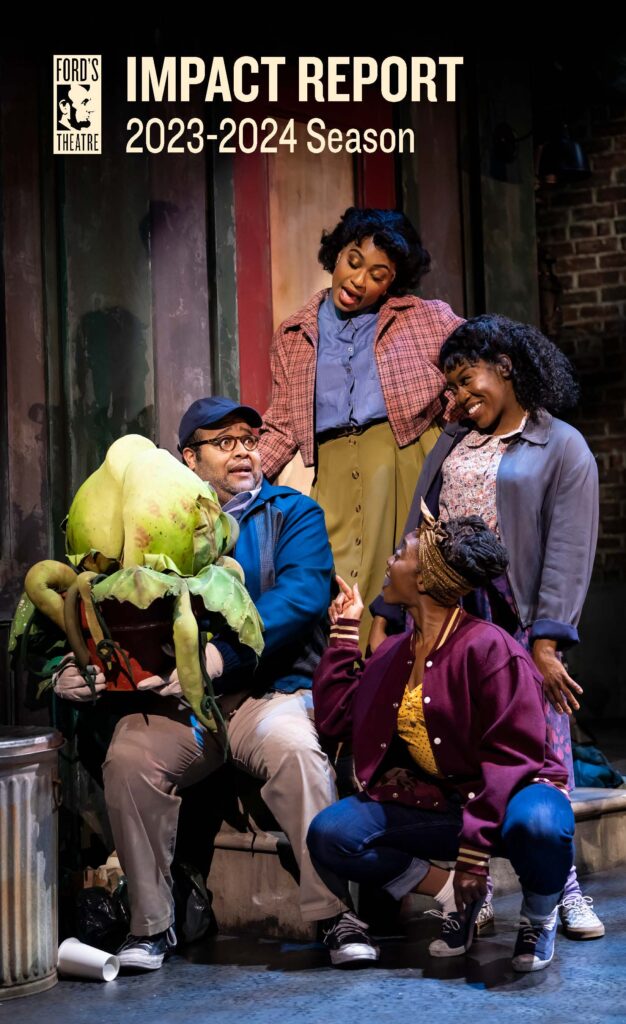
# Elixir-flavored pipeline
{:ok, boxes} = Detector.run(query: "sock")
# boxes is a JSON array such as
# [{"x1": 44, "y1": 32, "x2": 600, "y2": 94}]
[
  {"x1": 561, "y1": 865, "x2": 581, "y2": 901},
  {"x1": 434, "y1": 872, "x2": 456, "y2": 915},
  {"x1": 520, "y1": 893, "x2": 559, "y2": 926}
]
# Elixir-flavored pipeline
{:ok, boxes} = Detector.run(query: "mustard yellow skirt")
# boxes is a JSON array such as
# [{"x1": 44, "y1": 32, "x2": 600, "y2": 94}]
[{"x1": 311, "y1": 420, "x2": 440, "y2": 645}]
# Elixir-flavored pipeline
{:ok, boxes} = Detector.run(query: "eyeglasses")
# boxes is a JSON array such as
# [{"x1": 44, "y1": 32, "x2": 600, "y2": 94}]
[{"x1": 187, "y1": 434, "x2": 259, "y2": 453}]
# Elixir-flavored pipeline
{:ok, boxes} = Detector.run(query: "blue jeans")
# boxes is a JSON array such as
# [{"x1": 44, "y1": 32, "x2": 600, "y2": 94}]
[{"x1": 307, "y1": 783, "x2": 575, "y2": 917}]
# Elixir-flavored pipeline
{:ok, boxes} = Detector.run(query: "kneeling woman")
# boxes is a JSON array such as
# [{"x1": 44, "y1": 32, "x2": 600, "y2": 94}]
[{"x1": 307, "y1": 510, "x2": 574, "y2": 972}]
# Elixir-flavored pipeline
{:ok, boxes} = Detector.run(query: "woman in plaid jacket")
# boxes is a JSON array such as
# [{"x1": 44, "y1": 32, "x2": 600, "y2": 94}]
[{"x1": 257, "y1": 207, "x2": 463, "y2": 640}]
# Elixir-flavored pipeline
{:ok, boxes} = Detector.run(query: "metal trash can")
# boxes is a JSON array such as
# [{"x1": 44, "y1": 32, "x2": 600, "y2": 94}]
[{"x1": 0, "y1": 727, "x2": 64, "y2": 1000}]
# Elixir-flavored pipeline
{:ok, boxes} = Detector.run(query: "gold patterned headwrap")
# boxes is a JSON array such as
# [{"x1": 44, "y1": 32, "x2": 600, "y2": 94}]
[{"x1": 416, "y1": 499, "x2": 474, "y2": 606}]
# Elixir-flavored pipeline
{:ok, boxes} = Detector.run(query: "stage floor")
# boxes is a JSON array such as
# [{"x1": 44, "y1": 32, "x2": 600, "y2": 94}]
[{"x1": 6, "y1": 865, "x2": 625, "y2": 1024}]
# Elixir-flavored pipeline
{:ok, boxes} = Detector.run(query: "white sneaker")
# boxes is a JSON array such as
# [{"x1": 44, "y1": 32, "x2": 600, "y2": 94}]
[
  {"x1": 559, "y1": 894, "x2": 605, "y2": 939},
  {"x1": 475, "y1": 899, "x2": 495, "y2": 934}
]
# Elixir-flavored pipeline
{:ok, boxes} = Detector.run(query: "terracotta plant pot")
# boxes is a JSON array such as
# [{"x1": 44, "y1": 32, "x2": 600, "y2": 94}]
[{"x1": 79, "y1": 596, "x2": 176, "y2": 691}]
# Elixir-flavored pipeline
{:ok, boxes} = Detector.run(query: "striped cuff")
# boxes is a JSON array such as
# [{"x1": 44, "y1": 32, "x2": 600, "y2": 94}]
[
  {"x1": 455, "y1": 845, "x2": 490, "y2": 876},
  {"x1": 532, "y1": 776, "x2": 570, "y2": 797},
  {"x1": 329, "y1": 618, "x2": 361, "y2": 646}
]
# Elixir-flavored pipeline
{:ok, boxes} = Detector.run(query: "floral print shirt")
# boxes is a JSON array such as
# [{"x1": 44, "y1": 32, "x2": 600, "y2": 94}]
[{"x1": 438, "y1": 417, "x2": 527, "y2": 534}]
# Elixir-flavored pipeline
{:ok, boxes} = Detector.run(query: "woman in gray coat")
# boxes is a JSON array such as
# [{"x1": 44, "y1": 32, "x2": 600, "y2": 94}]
[{"x1": 370, "y1": 314, "x2": 603, "y2": 940}]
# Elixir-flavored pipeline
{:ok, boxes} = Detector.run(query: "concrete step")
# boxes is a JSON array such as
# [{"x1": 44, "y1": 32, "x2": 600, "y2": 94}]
[
  {"x1": 206, "y1": 786, "x2": 626, "y2": 940},
  {"x1": 208, "y1": 825, "x2": 313, "y2": 940},
  {"x1": 484, "y1": 785, "x2": 626, "y2": 895}
]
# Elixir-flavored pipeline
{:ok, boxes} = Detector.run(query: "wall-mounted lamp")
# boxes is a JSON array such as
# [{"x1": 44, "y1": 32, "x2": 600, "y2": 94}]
[{"x1": 537, "y1": 124, "x2": 591, "y2": 185}]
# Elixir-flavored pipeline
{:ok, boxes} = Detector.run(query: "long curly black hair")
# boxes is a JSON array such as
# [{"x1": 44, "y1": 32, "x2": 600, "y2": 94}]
[
  {"x1": 439, "y1": 314, "x2": 579, "y2": 414},
  {"x1": 318, "y1": 207, "x2": 431, "y2": 294},
  {"x1": 438, "y1": 515, "x2": 509, "y2": 588}
]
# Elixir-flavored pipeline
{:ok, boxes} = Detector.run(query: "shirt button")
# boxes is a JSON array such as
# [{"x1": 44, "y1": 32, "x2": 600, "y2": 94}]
[
  {"x1": 434, "y1": 801, "x2": 439, "y2": 807},
  {"x1": 355, "y1": 538, "x2": 362, "y2": 546},
  {"x1": 425, "y1": 660, "x2": 433, "y2": 668},
  {"x1": 380, "y1": 742, "x2": 387, "y2": 749},
  {"x1": 423, "y1": 696, "x2": 431, "y2": 704},
  {"x1": 434, "y1": 737, "x2": 442, "y2": 745},
  {"x1": 352, "y1": 470, "x2": 360, "y2": 479},
  {"x1": 392, "y1": 702, "x2": 399, "y2": 709},
  {"x1": 361, "y1": 780, "x2": 367, "y2": 787},
  {"x1": 350, "y1": 570, "x2": 358, "y2": 578},
  {"x1": 468, "y1": 792, "x2": 476, "y2": 799},
  {"x1": 355, "y1": 504, "x2": 362, "y2": 512},
  {"x1": 392, "y1": 792, "x2": 399, "y2": 799}
]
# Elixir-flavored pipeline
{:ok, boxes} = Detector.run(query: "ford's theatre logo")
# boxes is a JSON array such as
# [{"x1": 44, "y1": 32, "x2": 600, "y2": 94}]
[{"x1": 53, "y1": 56, "x2": 102, "y2": 154}]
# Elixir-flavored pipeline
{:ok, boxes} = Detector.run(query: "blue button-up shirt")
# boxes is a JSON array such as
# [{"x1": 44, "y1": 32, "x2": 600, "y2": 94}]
[{"x1": 315, "y1": 292, "x2": 387, "y2": 433}]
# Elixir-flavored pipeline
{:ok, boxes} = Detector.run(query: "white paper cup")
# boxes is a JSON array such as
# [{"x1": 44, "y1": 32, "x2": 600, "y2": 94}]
[{"x1": 57, "y1": 937, "x2": 120, "y2": 982}]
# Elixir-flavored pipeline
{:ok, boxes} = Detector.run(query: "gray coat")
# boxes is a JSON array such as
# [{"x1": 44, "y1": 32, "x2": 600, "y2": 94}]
[{"x1": 373, "y1": 409, "x2": 598, "y2": 650}]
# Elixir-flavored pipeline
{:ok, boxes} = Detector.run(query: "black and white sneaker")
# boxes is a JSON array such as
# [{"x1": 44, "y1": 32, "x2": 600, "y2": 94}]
[
  {"x1": 322, "y1": 911, "x2": 380, "y2": 968},
  {"x1": 117, "y1": 926, "x2": 177, "y2": 971}
]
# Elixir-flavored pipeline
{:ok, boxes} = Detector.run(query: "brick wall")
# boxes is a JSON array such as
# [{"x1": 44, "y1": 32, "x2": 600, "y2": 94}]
[{"x1": 536, "y1": 104, "x2": 626, "y2": 582}]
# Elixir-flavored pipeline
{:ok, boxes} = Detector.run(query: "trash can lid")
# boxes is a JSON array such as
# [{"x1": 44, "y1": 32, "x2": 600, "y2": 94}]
[{"x1": 0, "y1": 727, "x2": 64, "y2": 760}]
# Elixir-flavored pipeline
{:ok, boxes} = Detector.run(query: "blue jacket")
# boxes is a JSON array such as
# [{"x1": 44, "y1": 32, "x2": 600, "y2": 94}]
[
  {"x1": 372, "y1": 410, "x2": 598, "y2": 650},
  {"x1": 211, "y1": 478, "x2": 333, "y2": 694}
]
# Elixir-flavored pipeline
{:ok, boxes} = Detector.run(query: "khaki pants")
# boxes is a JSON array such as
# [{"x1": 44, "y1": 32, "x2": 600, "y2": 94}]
[{"x1": 103, "y1": 690, "x2": 345, "y2": 936}]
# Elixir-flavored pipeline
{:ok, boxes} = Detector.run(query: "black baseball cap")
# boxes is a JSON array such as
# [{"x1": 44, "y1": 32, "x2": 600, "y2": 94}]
[{"x1": 178, "y1": 396, "x2": 263, "y2": 451}]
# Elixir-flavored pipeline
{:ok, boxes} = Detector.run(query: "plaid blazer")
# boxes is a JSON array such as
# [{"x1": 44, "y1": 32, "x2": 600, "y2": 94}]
[{"x1": 258, "y1": 289, "x2": 464, "y2": 480}]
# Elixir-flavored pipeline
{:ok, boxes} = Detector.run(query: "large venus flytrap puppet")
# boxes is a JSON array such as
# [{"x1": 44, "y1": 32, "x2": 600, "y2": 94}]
[{"x1": 10, "y1": 435, "x2": 264, "y2": 740}]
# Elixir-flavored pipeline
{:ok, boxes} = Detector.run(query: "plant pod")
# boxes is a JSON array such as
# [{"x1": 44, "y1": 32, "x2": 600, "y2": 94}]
[
  {"x1": 24, "y1": 560, "x2": 78, "y2": 633},
  {"x1": 66, "y1": 434, "x2": 156, "y2": 562},
  {"x1": 121, "y1": 449, "x2": 237, "y2": 574},
  {"x1": 173, "y1": 583, "x2": 217, "y2": 731}
]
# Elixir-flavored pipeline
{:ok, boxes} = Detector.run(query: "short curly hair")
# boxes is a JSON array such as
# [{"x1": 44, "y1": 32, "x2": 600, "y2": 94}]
[
  {"x1": 438, "y1": 515, "x2": 509, "y2": 588},
  {"x1": 318, "y1": 207, "x2": 431, "y2": 294},
  {"x1": 439, "y1": 314, "x2": 579, "y2": 414}
]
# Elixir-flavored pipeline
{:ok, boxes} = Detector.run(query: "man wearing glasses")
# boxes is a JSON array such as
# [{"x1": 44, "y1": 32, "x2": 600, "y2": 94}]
[{"x1": 95, "y1": 397, "x2": 357, "y2": 970}]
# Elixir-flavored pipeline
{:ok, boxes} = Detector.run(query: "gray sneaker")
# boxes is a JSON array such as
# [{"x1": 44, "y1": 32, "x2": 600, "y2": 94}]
[
  {"x1": 559, "y1": 894, "x2": 605, "y2": 940},
  {"x1": 512, "y1": 912, "x2": 558, "y2": 973}
]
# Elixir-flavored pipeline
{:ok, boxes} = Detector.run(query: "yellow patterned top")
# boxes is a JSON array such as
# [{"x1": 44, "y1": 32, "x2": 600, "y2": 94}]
[{"x1": 397, "y1": 683, "x2": 443, "y2": 778}]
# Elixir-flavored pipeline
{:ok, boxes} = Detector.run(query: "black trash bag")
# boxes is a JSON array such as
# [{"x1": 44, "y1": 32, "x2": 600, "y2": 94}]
[
  {"x1": 172, "y1": 862, "x2": 218, "y2": 945},
  {"x1": 76, "y1": 880, "x2": 130, "y2": 953}
]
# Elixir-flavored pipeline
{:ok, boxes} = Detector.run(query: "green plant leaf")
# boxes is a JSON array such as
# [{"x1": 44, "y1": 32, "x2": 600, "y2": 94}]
[
  {"x1": 142, "y1": 553, "x2": 186, "y2": 574},
  {"x1": 9, "y1": 593, "x2": 36, "y2": 651},
  {"x1": 92, "y1": 566, "x2": 184, "y2": 608},
  {"x1": 188, "y1": 565, "x2": 264, "y2": 655}
]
